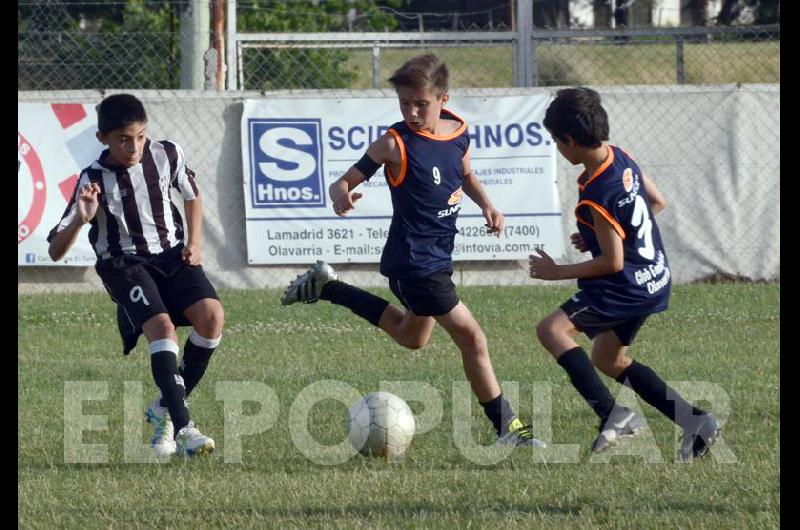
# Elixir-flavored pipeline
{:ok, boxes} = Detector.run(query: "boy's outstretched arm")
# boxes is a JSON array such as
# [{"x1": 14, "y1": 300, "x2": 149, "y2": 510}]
[
  {"x1": 182, "y1": 195, "x2": 203, "y2": 265},
  {"x1": 48, "y1": 182, "x2": 101, "y2": 261},
  {"x1": 642, "y1": 174, "x2": 667, "y2": 214},
  {"x1": 329, "y1": 133, "x2": 397, "y2": 217},
  {"x1": 529, "y1": 208, "x2": 623, "y2": 281},
  {"x1": 330, "y1": 169, "x2": 365, "y2": 217},
  {"x1": 461, "y1": 148, "x2": 505, "y2": 237}
]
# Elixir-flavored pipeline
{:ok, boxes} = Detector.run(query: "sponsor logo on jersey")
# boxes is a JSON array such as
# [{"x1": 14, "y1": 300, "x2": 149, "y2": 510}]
[
  {"x1": 622, "y1": 168, "x2": 634, "y2": 192},
  {"x1": 447, "y1": 187, "x2": 463, "y2": 205},
  {"x1": 438, "y1": 187, "x2": 464, "y2": 218}
]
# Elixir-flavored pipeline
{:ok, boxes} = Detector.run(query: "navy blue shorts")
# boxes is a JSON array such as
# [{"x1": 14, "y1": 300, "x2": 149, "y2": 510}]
[
  {"x1": 95, "y1": 244, "x2": 219, "y2": 354},
  {"x1": 560, "y1": 292, "x2": 649, "y2": 346},
  {"x1": 388, "y1": 270, "x2": 459, "y2": 317}
]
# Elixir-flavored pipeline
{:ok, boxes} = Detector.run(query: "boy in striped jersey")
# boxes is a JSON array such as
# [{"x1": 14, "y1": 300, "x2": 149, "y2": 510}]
[{"x1": 48, "y1": 94, "x2": 223, "y2": 458}]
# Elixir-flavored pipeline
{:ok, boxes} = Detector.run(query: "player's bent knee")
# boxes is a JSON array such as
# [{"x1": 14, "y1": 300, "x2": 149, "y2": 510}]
[
  {"x1": 190, "y1": 299, "x2": 225, "y2": 337},
  {"x1": 206, "y1": 304, "x2": 225, "y2": 335},
  {"x1": 452, "y1": 327, "x2": 486, "y2": 352},
  {"x1": 591, "y1": 354, "x2": 621, "y2": 377},
  {"x1": 403, "y1": 338, "x2": 427, "y2": 350},
  {"x1": 536, "y1": 319, "x2": 557, "y2": 346},
  {"x1": 398, "y1": 331, "x2": 430, "y2": 350},
  {"x1": 591, "y1": 358, "x2": 612, "y2": 375},
  {"x1": 142, "y1": 313, "x2": 176, "y2": 340}
]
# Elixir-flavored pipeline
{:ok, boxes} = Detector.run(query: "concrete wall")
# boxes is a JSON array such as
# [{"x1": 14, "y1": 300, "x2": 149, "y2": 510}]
[{"x1": 18, "y1": 84, "x2": 779, "y2": 293}]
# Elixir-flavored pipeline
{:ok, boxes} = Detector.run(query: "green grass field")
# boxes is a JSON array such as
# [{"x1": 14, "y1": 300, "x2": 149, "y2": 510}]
[
  {"x1": 347, "y1": 41, "x2": 779, "y2": 88},
  {"x1": 19, "y1": 283, "x2": 779, "y2": 528}
]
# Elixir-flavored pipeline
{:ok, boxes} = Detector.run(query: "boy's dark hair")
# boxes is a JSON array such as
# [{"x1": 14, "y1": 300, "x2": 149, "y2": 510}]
[
  {"x1": 543, "y1": 87, "x2": 609, "y2": 148},
  {"x1": 388, "y1": 54, "x2": 449, "y2": 96},
  {"x1": 97, "y1": 93, "x2": 148, "y2": 134}
]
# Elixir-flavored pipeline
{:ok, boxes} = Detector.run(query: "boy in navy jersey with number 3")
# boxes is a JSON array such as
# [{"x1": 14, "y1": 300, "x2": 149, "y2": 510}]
[
  {"x1": 531, "y1": 87, "x2": 720, "y2": 460},
  {"x1": 283, "y1": 54, "x2": 544, "y2": 447}
]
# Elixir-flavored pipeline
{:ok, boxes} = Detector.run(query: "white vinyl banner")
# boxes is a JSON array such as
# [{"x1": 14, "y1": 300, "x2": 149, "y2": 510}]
[
  {"x1": 18, "y1": 103, "x2": 103, "y2": 266},
  {"x1": 241, "y1": 95, "x2": 565, "y2": 265}
]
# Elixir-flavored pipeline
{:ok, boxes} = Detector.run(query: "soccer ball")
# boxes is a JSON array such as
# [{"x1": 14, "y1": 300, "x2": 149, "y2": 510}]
[{"x1": 346, "y1": 391, "x2": 416, "y2": 458}]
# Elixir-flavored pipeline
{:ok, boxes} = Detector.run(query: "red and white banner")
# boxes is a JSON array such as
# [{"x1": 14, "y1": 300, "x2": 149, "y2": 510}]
[{"x1": 18, "y1": 103, "x2": 102, "y2": 266}]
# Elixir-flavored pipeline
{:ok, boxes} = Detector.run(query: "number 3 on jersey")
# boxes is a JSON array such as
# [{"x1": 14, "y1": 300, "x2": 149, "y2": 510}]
[{"x1": 631, "y1": 194, "x2": 655, "y2": 260}]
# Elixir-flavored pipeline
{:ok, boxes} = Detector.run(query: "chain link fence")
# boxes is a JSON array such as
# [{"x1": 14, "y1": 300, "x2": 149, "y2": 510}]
[
  {"x1": 18, "y1": 0, "x2": 181, "y2": 90},
  {"x1": 19, "y1": 1, "x2": 779, "y2": 298},
  {"x1": 18, "y1": 2, "x2": 780, "y2": 90}
]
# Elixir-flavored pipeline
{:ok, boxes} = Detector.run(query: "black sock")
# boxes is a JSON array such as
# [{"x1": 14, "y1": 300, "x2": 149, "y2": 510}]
[
  {"x1": 180, "y1": 332, "x2": 218, "y2": 397},
  {"x1": 557, "y1": 347, "x2": 616, "y2": 421},
  {"x1": 616, "y1": 360, "x2": 704, "y2": 429},
  {"x1": 150, "y1": 345, "x2": 190, "y2": 433},
  {"x1": 479, "y1": 394, "x2": 517, "y2": 436},
  {"x1": 320, "y1": 280, "x2": 390, "y2": 327}
]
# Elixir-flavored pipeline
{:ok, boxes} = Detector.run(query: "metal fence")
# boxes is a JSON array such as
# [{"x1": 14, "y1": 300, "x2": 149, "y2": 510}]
[
  {"x1": 18, "y1": 1, "x2": 780, "y2": 91},
  {"x1": 18, "y1": 1, "x2": 780, "y2": 297},
  {"x1": 228, "y1": 25, "x2": 779, "y2": 91}
]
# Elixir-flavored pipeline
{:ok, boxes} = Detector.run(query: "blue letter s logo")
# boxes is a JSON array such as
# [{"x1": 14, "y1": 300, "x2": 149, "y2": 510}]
[{"x1": 258, "y1": 127, "x2": 317, "y2": 182}]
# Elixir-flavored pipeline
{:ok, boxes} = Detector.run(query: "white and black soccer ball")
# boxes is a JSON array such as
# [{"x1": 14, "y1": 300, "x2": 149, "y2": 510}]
[{"x1": 346, "y1": 391, "x2": 416, "y2": 458}]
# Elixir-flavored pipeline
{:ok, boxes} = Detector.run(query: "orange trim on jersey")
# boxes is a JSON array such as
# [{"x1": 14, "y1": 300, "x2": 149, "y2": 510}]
[
  {"x1": 412, "y1": 108, "x2": 468, "y2": 141},
  {"x1": 575, "y1": 199, "x2": 626, "y2": 240},
  {"x1": 575, "y1": 214, "x2": 594, "y2": 231},
  {"x1": 385, "y1": 128, "x2": 407, "y2": 187},
  {"x1": 577, "y1": 145, "x2": 614, "y2": 191}
]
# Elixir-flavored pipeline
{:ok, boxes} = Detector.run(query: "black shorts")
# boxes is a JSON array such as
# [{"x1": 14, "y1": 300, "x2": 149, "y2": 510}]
[
  {"x1": 95, "y1": 244, "x2": 219, "y2": 354},
  {"x1": 388, "y1": 270, "x2": 459, "y2": 317},
  {"x1": 560, "y1": 292, "x2": 649, "y2": 346}
]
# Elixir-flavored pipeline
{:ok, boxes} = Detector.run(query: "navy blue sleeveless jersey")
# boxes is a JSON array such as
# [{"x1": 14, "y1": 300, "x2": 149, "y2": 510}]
[
  {"x1": 371, "y1": 109, "x2": 470, "y2": 279},
  {"x1": 574, "y1": 145, "x2": 671, "y2": 316}
]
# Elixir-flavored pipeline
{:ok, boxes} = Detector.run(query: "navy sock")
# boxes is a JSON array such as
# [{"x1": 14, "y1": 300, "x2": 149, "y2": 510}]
[
  {"x1": 616, "y1": 360, "x2": 705, "y2": 429},
  {"x1": 557, "y1": 347, "x2": 616, "y2": 421},
  {"x1": 150, "y1": 349, "x2": 190, "y2": 433},
  {"x1": 180, "y1": 338, "x2": 215, "y2": 397},
  {"x1": 479, "y1": 394, "x2": 517, "y2": 436},
  {"x1": 320, "y1": 280, "x2": 390, "y2": 326}
]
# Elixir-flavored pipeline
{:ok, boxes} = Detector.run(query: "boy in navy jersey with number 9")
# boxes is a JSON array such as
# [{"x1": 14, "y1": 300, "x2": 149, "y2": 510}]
[
  {"x1": 282, "y1": 54, "x2": 544, "y2": 447},
  {"x1": 530, "y1": 87, "x2": 720, "y2": 460}
]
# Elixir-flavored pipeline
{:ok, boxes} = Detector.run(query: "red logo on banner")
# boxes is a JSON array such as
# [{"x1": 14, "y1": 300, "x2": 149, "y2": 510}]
[
  {"x1": 51, "y1": 104, "x2": 87, "y2": 129},
  {"x1": 18, "y1": 132, "x2": 47, "y2": 244},
  {"x1": 59, "y1": 174, "x2": 79, "y2": 203}
]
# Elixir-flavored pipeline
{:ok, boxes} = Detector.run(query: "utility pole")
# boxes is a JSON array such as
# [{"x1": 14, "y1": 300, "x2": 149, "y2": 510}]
[
  {"x1": 180, "y1": 0, "x2": 210, "y2": 89},
  {"x1": 212, "y1": 0, "x2": 225, "y2": 90},
  {"x1": 515, "y1": 0, "x2": 534, "y2": 87},
  {"x1": 227, "y1": 0, "x2": 238, "y2": 90}
]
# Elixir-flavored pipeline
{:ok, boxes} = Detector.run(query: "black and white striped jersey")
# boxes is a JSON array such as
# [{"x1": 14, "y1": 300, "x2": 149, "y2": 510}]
[{"x1": 47, "y1": 139, "x2": 199, "y2": 260}]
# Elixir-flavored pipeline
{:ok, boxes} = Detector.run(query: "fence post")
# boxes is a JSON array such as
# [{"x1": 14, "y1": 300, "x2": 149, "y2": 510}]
[
  {"x1": 676, "y1": 39, "x2": 685, "y2": 84},
  {"x1": 180, "y1": 0, "x2": 210, "y2": 89},
  {"x1": 515, "y1": 0, "x2": 534, "y2": 87},
  {"x1": 226, "y1": 0, "x2": 237, "y2": 90},
  {"x1": 372, "y1": 47, "x2": 381, "y2": 89}
]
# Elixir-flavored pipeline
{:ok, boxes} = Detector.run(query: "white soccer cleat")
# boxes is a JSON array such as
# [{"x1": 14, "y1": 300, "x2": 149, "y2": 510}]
[
  {"x1": 145, "y1": 397, "x2": 176, "y2": 457},
  {"x1": 175, "y1": 421, "x2": 215, "y2": 457}
]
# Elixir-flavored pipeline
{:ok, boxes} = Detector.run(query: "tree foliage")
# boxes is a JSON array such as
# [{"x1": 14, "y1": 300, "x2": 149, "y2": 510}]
[
  {"x1": 19, "y1": 0, "x2": 401, "y2": 90},
  {"x1": 238, "y1": 0, "x2": 400, "y2": 90}
]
